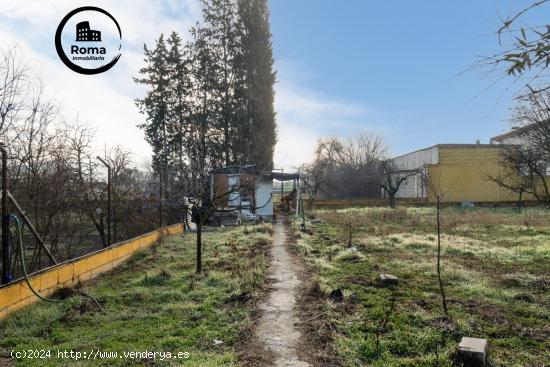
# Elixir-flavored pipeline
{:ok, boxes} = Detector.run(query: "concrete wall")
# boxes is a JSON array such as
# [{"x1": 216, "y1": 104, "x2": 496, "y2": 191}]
[
  {"x1": 307, "y1": 197, "x2": 424, "y2": 208},
  {"x1": 391, "y1": 144, "x2": 550, "y2": 203},
  {"x1": 0, "y1": 223, "x2": 183, "y2": 320},
  {"x1": 427, "y1": 145, "x2": 518, "y2": 203}
]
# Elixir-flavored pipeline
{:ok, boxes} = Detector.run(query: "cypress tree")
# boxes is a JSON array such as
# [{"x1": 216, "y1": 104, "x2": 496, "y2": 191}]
[
  {"x1": 201, "y1": 0, "x2": 239, "y2": 166},
  {"x1": 236, "y1": 0, "x2": 277, "y2": 171}
]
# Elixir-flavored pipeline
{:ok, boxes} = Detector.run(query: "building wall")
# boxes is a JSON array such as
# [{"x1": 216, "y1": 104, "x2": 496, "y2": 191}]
[
  {"x1": 492, "y1": 135, "x2": 523, "y2": 145},
  {"x1": 255, "y1": 177, "x2": 274, "y2": 217},
  {"x1": 393, "y1": 146, "x2": 439, "y2": 170},
  {"x1": 427, "y1": 145, "x2": 517, "y2": 203},
  {"x1": 393, "y1": 146, "x2": 438, "y2": 198}
]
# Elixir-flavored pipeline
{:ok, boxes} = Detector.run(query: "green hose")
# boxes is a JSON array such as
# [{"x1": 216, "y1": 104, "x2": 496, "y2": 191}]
[
  {"x1": 11, "y1": 214, "x2": 105, "y2": 312},
  {"x1": 10, "y1": 214, "x2": 61, "y2": 303}
]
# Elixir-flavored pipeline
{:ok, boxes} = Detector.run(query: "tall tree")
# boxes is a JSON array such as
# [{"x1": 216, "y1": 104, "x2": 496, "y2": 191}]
[
  {"x1": 202, "y1": 0, "x2": 240, "y2": 166},
  {"x1": 134, "y1": 35, "x2": 171, "y2": 174},
  {"x1": 188, "y1": 24, "x2": 220, "y2": 173},
  {"x1": 236, "y1": 0, "x2": 277, "y2": 170},
  {"x1": 166, "y1": 31, "x2": 192, "y2": 177}
]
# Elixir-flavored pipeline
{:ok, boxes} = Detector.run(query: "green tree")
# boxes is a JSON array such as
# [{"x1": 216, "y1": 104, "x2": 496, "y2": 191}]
[
  {"x1": 236, "y1": 0, "x2": 277, "y2": 170},
  {"x1": 134, "y1": 35, "x2": 171, "y2": 173},
  {"x1": 166, "y1": 31, "x2": 192, "y2": 176},
  {"x1": 202, "y1": 0, "x2": 240, "y2": 166}
]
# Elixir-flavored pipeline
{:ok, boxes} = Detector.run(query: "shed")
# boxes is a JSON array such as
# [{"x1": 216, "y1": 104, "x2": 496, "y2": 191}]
[{"x1": 210, "y1": 165, "x2": 301, "y2": 220}]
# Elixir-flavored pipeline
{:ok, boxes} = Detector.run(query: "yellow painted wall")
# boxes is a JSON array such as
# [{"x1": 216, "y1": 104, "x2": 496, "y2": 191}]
[
  {"x1": 0, "y1": 223, "x2": 183, "y2": 320},
  {"x1": 427, "y1": 146, "x2": 541, "y2": 203}
]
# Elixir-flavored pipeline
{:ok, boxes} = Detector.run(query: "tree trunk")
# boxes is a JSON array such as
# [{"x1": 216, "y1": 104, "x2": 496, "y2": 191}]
[
  {"x1": 389, "y1": 193, "x2": 396, "y2": 209},
  {"x1": 113, "y1": 208, "x2": 117, "y2": 243},
  {"x1": 348, "y1": 220, "x2": 352, "y2": 247},
  {"x1": 196, "y1": 221, "x2": 202, "y2": 274},
  {"x1": 436, "y1": 197, "x2": 448, "y2": 316}
]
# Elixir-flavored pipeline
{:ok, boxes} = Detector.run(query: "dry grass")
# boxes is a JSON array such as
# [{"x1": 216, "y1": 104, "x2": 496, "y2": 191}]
[{"x1": 294, "y1": 207, "x2": 550, "y2": 367}]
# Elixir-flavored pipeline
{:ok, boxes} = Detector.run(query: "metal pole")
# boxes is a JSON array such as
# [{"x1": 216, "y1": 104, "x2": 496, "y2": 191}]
[
  {"x1": 6, "y1": 191, "x2": 57, "y2": 264},
  {"x1": 1, "y1": 144, "x2": 9, "y2": 284},
  {"x1": 281, "y1": 168, "x2": 284, "y2": 202},
  {"x1": 97, "y1": 157, "x2": 111, "y2": 246},
  {"x1": 159, "y1": 167, "x2": 162, "y2": 228}
]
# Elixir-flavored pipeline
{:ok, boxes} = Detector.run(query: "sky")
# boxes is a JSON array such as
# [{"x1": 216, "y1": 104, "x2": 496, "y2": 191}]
[{"x1": 0, "y1": 0, "x2": 547, "y2": 170}]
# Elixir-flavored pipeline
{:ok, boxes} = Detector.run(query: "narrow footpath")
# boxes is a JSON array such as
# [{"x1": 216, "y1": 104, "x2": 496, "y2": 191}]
[{"x1": 254, "y1": 218, "x2": 311, "y2": 367}]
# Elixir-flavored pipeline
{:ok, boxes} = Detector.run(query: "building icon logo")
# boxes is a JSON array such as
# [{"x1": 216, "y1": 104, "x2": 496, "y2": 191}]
[
  {"x1": 76, "y1": 21, "x2": 101, "y2": 42},
  {"x1": 55, "y1": 6, "x2": 122, "y2": 75}
]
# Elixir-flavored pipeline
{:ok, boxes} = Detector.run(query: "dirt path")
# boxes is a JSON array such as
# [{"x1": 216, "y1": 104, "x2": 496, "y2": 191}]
[{"x1": 255, "y1": 218, "x2": 311, "y2": 367}]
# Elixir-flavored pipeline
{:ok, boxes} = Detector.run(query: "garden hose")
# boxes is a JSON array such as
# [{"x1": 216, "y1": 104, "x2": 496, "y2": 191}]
[
  {"x1": 11, "y1": 213, "x2": 106, "y2": 312},
  {"x1": 10, "y1": 213, "x2": 61, "y2": 303}
]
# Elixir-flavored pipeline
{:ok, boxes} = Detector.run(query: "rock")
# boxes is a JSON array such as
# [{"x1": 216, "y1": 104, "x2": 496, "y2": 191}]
[
  {"x1": 212, "y1": 339, "x2": 224, "y2": 346},
  {"x1": 322, "y1": 235, "x2": 331, "y2": 241},
  {"x1": 329, "y1": 288, "x2": 344, "y2": 302},
  {"x1": 456, "y1": 337, "x2": 489, "y2": 367},
  {"x1": 349, "y1": 246, "x2": 357, "y2": 252},
  {"x1": 349, "y1": 292, "x2": 358, "y2": 304},
  {"x1": 379, "y1": 273, "x2": 399, "y2": 286}
]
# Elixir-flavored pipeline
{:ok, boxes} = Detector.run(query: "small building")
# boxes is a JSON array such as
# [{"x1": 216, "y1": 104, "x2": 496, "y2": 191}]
[{"x1": 210, "y1": 165, "x2": 300, "y2": 219}]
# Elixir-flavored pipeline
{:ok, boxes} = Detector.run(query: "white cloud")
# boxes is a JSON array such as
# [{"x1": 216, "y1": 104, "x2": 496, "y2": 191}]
[
  {"x1": 1, "y1": 1, "x2": 379, "y2": 172},
  {"x1": 0, "y1": 0, "x2": 202, "y2": 164},
  {"x1": 274, "y1": 61, "x2": 388, "y2": 170}
]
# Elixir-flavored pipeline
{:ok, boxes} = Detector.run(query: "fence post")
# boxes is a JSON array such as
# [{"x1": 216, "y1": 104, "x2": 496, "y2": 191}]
[
  {"x1": 97, "y1": 156, "x2": 111, "y2": 247},
  {"x1": 1, "y1": 144, "x2": 9, "y2": 284}
]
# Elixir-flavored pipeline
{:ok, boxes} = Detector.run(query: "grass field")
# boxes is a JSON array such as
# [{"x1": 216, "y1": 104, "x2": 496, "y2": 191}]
[
  {"x1": 293, "y1": 207, "x2": 550, "y2": 367},
  {"x1": 0, "y1": 225, "x2": 272, "y2": 366}
]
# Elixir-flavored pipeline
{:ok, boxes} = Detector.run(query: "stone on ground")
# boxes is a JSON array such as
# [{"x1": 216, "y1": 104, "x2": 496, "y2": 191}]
[
  {"x1": 379, "y1": 273, "x2": 399, "y2": 285},
  {"x1": 329, "y1": 288, "x2": 344, "y2": 303},
  {"x1": 456, "y1": 337, "x2": 489, "y2": 367}
]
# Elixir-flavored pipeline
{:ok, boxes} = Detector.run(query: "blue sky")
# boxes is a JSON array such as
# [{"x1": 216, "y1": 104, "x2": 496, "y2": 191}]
[
  {"x1": 269, "y1": 0, "x2": 547, "y2": 164},
  {"x1": 0, "y1": 0, "x2": 546, "y2": 169}
]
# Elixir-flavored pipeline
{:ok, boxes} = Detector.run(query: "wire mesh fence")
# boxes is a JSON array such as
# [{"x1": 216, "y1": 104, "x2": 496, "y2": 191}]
[{"x1": 1, "y1": 197, "x2": 184, "y2": 283}]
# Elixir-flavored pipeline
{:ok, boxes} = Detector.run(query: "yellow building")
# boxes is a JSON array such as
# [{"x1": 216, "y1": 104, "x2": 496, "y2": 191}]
[{"x1": 392, "y1": 144, "x2": 522, "y2": 203}]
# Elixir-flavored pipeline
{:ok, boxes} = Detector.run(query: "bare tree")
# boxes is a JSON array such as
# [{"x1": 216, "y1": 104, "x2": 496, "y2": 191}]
[
  {"x1": 421, "y1": 170, "x2": 449, "y2": 317},
  {"x1": 0, "y1": 46, "x2": 190, "y2": 280},
  {"x1": 379, "y1": 160, "x2": 419, "y2": 209},
  {"x1": 0, "y1": 46, "x2": 29, "y2": 140},
  {"x1": 303, "y1": 133, "x2": 387, "y2": 200},
  {"x1": 299, "y1": 162, "x2": 326, "y2": 209},
  {"x1": 490, "y1": 91, "x2": 550, "y2": 206},
  {"x1": 488, "y1": 146, "x2": 547, "y2": 210}
]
